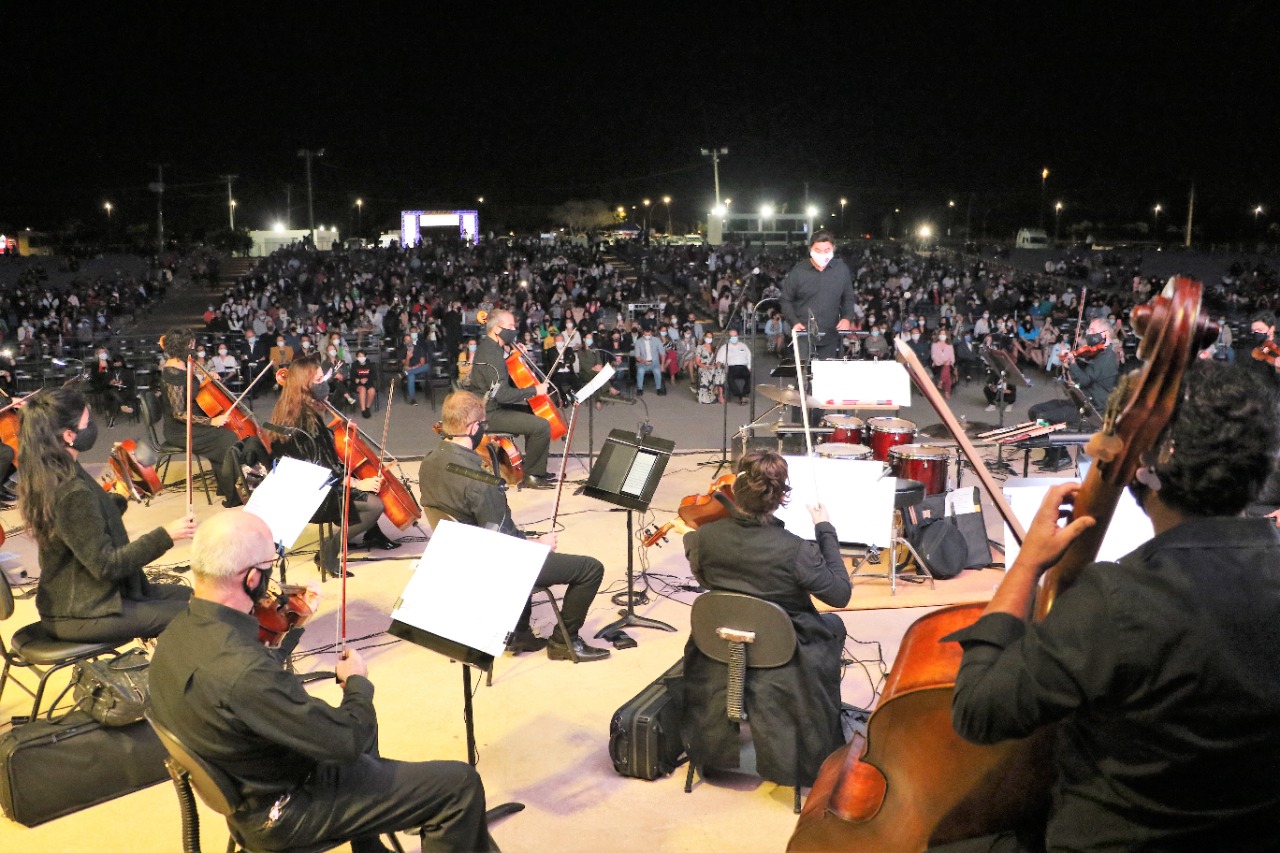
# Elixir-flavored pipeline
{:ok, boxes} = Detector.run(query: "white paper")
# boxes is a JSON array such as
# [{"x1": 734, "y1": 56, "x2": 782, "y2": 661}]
[
  {"x1": 392, "y1": 520, "x2": 548, "y2": 657},
  {"x1": 575, "y1": 362, "x2": 616, "y2": 403},
  {"x1": 1002, "y1": 477, "x2": 1154, "y2": 567},
  {"x1": 244, "y1": 457, "x2": 333, "y2": 549},
  {"x1": 811, "y1": 360, "x2": 911, "y2": 408},
  {"x1": 945, "y1": 486, "x2": 980, "y2": 516},
  {"x1": 776, "y1": 455, "x2": 895, "y2": 547}
]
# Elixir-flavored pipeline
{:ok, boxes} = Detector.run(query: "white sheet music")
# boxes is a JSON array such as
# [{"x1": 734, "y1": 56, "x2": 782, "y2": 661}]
[
  {"x1": 575, "y1": 362, "x2": 616, "y2": 403},
  {"x1": 392, "y1": 521, "x2": 547, "y2": 657},
  {"x1": 776, "y1": 456, "x2": 895, "y2": 547},
  {"x1": 1002, "y1": 475, "x2": 1153, "y2": 566},
  {"x1": 244, "y1": 457, "x2": 333, "y2": 549},
  {"x1": 621, "y1": 451, "x2": 658, "y2": 497}
]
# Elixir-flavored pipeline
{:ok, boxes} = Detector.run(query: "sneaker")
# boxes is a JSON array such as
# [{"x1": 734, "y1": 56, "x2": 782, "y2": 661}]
[{"x1": 984, "y1": 404, "x2": 997, "y2": 412}]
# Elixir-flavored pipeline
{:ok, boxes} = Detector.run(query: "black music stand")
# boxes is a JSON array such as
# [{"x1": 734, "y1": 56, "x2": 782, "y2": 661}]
[
  {"x1": 585, "y1": 429, "x2": 678, "y2": 637},
  {"x1": 980, "y1": 347, "x2": 1018, "y2": 475}
]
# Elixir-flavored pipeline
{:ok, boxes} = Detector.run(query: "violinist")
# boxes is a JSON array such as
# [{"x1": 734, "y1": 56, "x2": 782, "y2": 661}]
[
  {"x1": 463, "y1": 310, "x2": 555, "y2": 490},
  {"x1": 20, "y1": 387, "x2": 195, "y2": 643},
  {"x1": 419, "y1": 391, "x2": 609, "y2": 662},
  {"x1": 947, "y1": 363, "x2": 1280, "y2": 852},
  {"x1": 149, "y1": 509, "x2": 498, "y2": 853},
  {"x1": 1028, "y1": 317, "x2": 1119, "y2": 471},
  {"x1": 159, "y1": 329, "x2": 242, "y2": 505},
  {"x1": 680, "y1": 450, "x2": 849, "y2": 788},
  {"x1": 1247, "y1": 312, "x2": 1280, "y2": 385},
  {"x1": 266, "y1": 355, "x2": 401, "y2": 553}
]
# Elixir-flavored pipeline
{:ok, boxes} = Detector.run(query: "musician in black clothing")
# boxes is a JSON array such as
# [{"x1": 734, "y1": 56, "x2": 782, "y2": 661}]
[
  {"x1": 1246, "y1": 312, "x2": 1280, "y2": 387},
  {"x1": 159, "y1": 328, "x2": 240, "y2": 504},
  {"x1": 1028, "y1": 318, "x2": 1119, "y2": 471},
  {"x1": 462, "y1": 310, "x2": 555, "y2": 490}
]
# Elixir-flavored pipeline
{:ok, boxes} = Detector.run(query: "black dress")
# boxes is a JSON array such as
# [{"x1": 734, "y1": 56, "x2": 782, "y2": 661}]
[{"x1": 680, "y1": 515, "x2": 851, "y2": 787}]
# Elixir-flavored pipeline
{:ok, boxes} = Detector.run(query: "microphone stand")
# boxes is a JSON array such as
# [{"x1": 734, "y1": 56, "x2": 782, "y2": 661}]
[
  {"x1": 748, "y1": 295, "x2": 781, "y2": 424},
  {"x1": 699, "y1": 288, "x2": 752, "y2": 476}
]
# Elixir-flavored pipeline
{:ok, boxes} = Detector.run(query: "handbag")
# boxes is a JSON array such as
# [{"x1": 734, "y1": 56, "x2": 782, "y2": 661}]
[
  {"x1": 906, "y1": 487, "x2": 994, "y2": 572},
  {"x1": 55, "y1": 648, "x2": 150, "y2": 727}
]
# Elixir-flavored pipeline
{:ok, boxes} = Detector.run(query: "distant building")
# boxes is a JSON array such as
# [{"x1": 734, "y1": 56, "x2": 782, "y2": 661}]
[
  {"x1": 248, "y1": 227, "x2": 339, "y2": 257},
  {"x1": 706, "y1": 212, "x2": 813, "y2": 247}
]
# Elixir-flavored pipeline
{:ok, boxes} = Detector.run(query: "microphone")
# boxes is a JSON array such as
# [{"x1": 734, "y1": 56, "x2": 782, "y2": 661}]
[{"x1": 262, "y1": 421, "x2": 300, "y2": 436}]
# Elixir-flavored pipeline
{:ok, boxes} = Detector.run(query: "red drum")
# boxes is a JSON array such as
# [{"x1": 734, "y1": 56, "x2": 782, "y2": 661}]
[
  {"x1": 822, "y1": 414, "x2": 864, "y2": 445},
  {"x1": 888, "y1": 443, "x2": 951, "y2": 495},
  {"x1": 867, "y1": 417, "x2": 917, "y2": 462},
  {"x1": 816, "y1": 442, "x2": 873, "y2": 461}
]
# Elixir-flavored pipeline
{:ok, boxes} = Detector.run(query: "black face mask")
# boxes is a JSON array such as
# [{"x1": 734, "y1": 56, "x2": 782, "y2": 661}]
[
  {"x1": 497, "y1": 327, "x2": 518, "y2": 346},
  {"x1": 1084, "y1": 332, "x2": 1105, "y2": 347},
  {"x1": 469, "y1": 421, "x2": 488, "y2": 450},
  {"x1": 1254, "y1": 331, "x2": 1269, "y2": 344},
  {"x1": 242, "y1": 565, "x2": 272, "y2": 605},
  {"x1": 310, "y1": 381, "x2": 330, "y2": 402},
  {"x1": 69, "y1": 420, "x2": 98, "y2": 453}
]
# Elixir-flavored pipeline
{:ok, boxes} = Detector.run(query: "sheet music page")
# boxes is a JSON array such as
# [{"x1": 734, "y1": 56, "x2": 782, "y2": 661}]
[
  {"x1": 811, "y1": 360, "x2": 911, "y2": 407},
  {"x1": 776, "y1": 456, "x2": 895, "y2": 546},
  {"x1": 392, "y1": 521, "x2": 547, "y2": 657},
  {"x1": 621, "y1": 451, "x2": 657, "y2": 497},
  {"x1": 575, "y1": 362, "x2": 616, "y2": 403},
  {"x1": 244, "y1": 457, "x2": 333, "y2": 549},
  {"x1": 1002, "y1": 476, "x2": 1153, "y2": 566}
]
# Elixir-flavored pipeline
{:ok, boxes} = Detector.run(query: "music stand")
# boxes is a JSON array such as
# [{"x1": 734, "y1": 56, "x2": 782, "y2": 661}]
[
  {"x1": 584, "y1": 429, "x2": 678, "y2": 637},
  {"x1": 979, "y1": 347, "x2": 1018, "y2": 475}
]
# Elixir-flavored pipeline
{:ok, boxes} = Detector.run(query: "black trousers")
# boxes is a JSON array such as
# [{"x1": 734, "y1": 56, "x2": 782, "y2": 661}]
[
  {"x1": 517, "y1": 551, "x2": 604, "y2": 639},
  {"x1": 44, "y1": 585, "x2": 192, "y2": 643},
  {"x1": 486, "y1": 407, "x2": 551, "y2": 478},
  {"x1": 165, "y1": 421, "x2": 240, "y2": 498},
  {"x1": 725, "y1": 365, "x2": 751, "y2": 399},
  {"x1": 234, "y1": 733, "x2": 498, "y2": 853}
]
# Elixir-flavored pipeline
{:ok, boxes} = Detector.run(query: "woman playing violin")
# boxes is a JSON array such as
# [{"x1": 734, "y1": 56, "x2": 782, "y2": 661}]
[
  {"x1": 21, "y1": 387, "x2": 195, "y2": 643},
  {"x1": 680, "y1": 450, "x2": 850, "y2": 789},
  {"x1": 461, "y1": 309, "x2": 556, "y2": 490},
  {"x1": 266, "y1": 355, "x2": 401, "y2": 552},
  {"x1": 159, "y1": 328, "x2": 242, "y2": 505}
]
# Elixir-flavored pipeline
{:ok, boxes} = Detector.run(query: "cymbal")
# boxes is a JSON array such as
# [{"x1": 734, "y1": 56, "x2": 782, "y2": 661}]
[
  {"x1": 918, "y1": 421, "x2": 998, "y2": 440},
  {"x1": 755, "y1": 384, "x2": 824, "y2": 408}
]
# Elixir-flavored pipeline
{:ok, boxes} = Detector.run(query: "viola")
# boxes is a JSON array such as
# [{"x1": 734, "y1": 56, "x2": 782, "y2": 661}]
[
  {"x1": 432, "y1": 421, "x2": 524, "y2": 486},
  {"x1": 642, "y1": 474, "x2": 737, "y2": 548},
  {"x1": 788, "y1": 279, "x2": 1217, "y2": 852},
  {"x1": 100, "y1": 440, "x2": 164, "y2": 503},
  {"x1": 505, "y1": 346, "x2": 568, "y2": 440},
  {"x1": 323, "y1": 403, "x2": 422, "y2": 530},
  {"x1": 1251, "y1": 339, "x2": 1280, "y2": 366},
  {"x1": 253, "y1": 583, "x2": 318, "y2": 647},
  {"x1": 192, "y1": 362, "x2": 263, "y2": 443}
]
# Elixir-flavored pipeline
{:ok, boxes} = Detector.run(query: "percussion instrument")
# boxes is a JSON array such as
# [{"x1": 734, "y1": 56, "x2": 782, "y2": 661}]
[
  {"x1": 822, "y1": 414, "x2": 864, "y2": 445},
  {"x1": 866, "y1": 416, "x2": 917, "y2": 462},
  {"x1": 756, "y1": 384, "x2": 824, "y2": 409},
  {"x1": 816, "y1": 443, "x2": 873, "y2": 461},
  {"x1": 888, "y1": 443, "x2": 950, "y2": 495}
]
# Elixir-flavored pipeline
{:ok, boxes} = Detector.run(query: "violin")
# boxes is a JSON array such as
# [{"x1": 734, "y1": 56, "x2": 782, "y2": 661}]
[
  {"x1": 100, "y1": 440, "x2": 164, "y2": 503},
  {"x1": 432, "y1": 421, "x2": 524, "y2": 486},
  {"x1": 642, "y1": 474, "x2": 737, "y2": 548},
  {"x1": 1068, "y1": 340, "x2": 1109, "y2": 360},
  {"x1": 193, "y1": 362, "x2": 264, "y2": 443},
  {"x1": 1251, "y1": 339, "x2": 1280, "y2": 366},
  {"x1": 253, "y1": 582, "x2": 318, "y2": 647},
  {"x1": 323, "y1": 403, "x2": 422, "y2": 530},
  {"x1": 506, "y1": 346, "x2": 568, "y2": 440}
]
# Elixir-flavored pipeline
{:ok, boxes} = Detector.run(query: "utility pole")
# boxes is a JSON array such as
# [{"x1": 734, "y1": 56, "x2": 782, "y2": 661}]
[
  {"x1": 1184, "y1": 182, "x2": 1195, "y2": 248},
  {"x1": 149, "y1": 164, "x2": 166, "y2": 254},
  {"x1": 700, "y1": 146, "x2": 729, "y2": 207},
  {"x1": 222, "y1": 174, "x2": 238, "y2": 229},
  {"x1": 284, "y1": 184, "x2": 293, "y2": 230},
  {"x1": 297, "y1": 148, "x2": 325, "y2": 243}
]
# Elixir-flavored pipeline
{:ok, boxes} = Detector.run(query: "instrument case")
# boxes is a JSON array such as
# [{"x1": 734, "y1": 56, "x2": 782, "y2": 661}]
[
  {"x1": 609, "y1": 658, "x2": 686, "y2": 780},
  {"x1": 0, "y1": 710, "x2": 167, "y2": 826}
]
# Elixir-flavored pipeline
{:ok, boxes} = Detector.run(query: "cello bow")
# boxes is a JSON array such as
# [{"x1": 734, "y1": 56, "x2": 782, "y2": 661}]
[{"x1": 185, "y1": 355, "x2": 194, "y2": 515}]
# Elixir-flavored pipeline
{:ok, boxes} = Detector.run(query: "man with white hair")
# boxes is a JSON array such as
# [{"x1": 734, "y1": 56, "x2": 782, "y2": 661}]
[
  {"x1": 1028, "y1": 317, "x2": 1119, "y2": 471},
  {"x1": 149, "y1": 510, "x2": 497, "y2": 853}
]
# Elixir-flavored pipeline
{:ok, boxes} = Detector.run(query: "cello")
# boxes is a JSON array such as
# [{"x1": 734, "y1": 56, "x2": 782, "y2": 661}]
[
  {"x1": 788, "y1": 278, "x2": 1216, "y2": 852},
  {"x1": 192, "y1": 361, "x2": 269, "y2": 443},
  {"x1": 506, "y1": 343, "x2": 568, "y2": 440}
]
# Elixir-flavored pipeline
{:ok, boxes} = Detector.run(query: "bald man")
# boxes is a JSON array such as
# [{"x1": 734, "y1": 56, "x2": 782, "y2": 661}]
[{"x1": 149, "y1": 511, "x2": 497, "y2": 853}]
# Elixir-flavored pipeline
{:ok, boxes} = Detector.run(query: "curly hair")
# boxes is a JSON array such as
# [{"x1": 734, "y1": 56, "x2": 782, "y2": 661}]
[
  {"x1": 1151, "y1": 361, "x2": 1279, "y2": 516},
  {"x1": 161, "y1": 328, "x2": 194, "y2": 360},
  {"x1": 733, "y1": 450, "x2": 792, "y2": 519}
]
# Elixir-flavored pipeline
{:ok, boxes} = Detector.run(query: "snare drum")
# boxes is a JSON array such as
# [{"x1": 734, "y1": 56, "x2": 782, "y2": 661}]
[
  {"x1": 867, "y1": 417, "x2": 917, "y2": 462},
  {"x1": 888, "y1": 443, "x2": 951, "y2": 495},
  {"x1": 815, "y1": 442, "x2": 872, "y2": 461},
  {"x1": 822, "y1": 414, "x2": 864, "y2": 445}
]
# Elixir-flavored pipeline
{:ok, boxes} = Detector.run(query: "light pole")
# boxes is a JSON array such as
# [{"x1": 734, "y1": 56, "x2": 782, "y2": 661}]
[
  {"x1": 661, "y1": 196, "x2": 672, "y2": 235},
  {"x1": 103, "y1": 201, "x2": 113, "y2": 230},
  {"x1": 806, "y1": 205, "x2": 818, "y2": 243},
  {"x1": 297, "y1": 148, "x2": 325, "y2": 243},
  {"x1": 1254, "y1": 205, "x2": 1264, "y2": 231},
  {"x1": 229, "y1": 199, "x2": 237, "y2": 231},
  {"x1": 222, "y1": 174, "x2": 238, "y2": 230},
  {"x1": 700, "y1": 146, "x2": 729, "y2": 208},
  {"x1": 840, "y1": 198, "x2": 847, "y2": 236},
  {"x1": 355, "y1": 198, "x2": 363, "y2": 235},
  {"x1": 642, "y1": 198, "x2": 651, "y2": 243},
  {"x1": 947, "y1": 199, "x2": 956, "y2": 238},
  {"x1": 1054, "y1": 201, "x2": 1063, "y2": 243},
  {"x1": 1040, "y1": 167, "x2": 1049, "y2": 229},
  {"x1": 1153, "y1": 203, "x2": 1162, "y2": 240}
]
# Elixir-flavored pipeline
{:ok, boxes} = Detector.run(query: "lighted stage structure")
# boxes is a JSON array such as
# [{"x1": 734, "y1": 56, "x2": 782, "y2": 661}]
[{"x1": 399, "y1": 209, "x2": 480, "y2": 246}]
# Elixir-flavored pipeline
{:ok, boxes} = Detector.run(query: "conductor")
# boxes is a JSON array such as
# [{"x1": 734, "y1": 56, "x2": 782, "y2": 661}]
[{"x1": 779, "y1": 230, "x2": 857, "y2": 360}]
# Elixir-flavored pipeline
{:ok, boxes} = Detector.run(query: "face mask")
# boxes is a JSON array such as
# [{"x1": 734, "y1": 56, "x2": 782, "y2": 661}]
[
  {"x1": 69, "y1": 419, "x2": 98, "y2": 453},
  {"x1": 584, "y1": 338, "x2": 594, "y2": 348},
  {"x1": 1253, "y1": 331, "x2": 1269, "y2": 344},
  {"x1": 242, "y1": 565, "x2": 272, "y2": 605},
  {"x1": 410, "y1": 333, "x2": 419, "y2": 342},
  {"x1": 556, "y1": 342, "x2": 566, "y2": 351},
  {"x1": 277, "y1": 341, "x2": 284, "y2": 348},
  {"x1": 469, "y1": 421, "x2": 488, "y2": 450},
  {"x1": 219, "y1": 348, "x2": 228, "y2": 356},
  {"x1": 1085, "y1": 332, "x2": 1104, "y2": 347},
  {"x1": 705, "y1": 337, "x2": 714, "y2": 344},
  {"x1": 565, "y1": 323, "x2": 574, "y2": 329},
  {"x1": 246, "y1": 336, "x2": 255, "y2": 343},
  {"x1": 327, "y1": 348, "x2": 337, "y2": 357},
  {"x1": 811, "y1": 250, "x2": 834, "y2": 269},
  {"x1": 301, "y1": 342, "x2": 311, "y2": 350},
  {"x1": 197, "y1": 350, "x2": 206, "y2": 358},
  {"x1": 729, "y1": 336, "x2": 739, "y2": 344},
  {"x1": 468, "y1": 344, "x2": 477, "y2": 352},
  {"x1": 310, "y1": 381, "x2": 330, "y2": 402},
  {"x1": 938, "y1": 334, "x2": 947, "y2": 342},
  {"x1": 357, "y1": 356, "x2": 367, "y2": 364},
  {"x1": 99, "y1": 353, "x2": 108, "y2": 361},
  {"x1": 498, "y1": 327, "x2": 518, "y2": 346},
  {"x1": 911, "y1": 333, "x2": 920, "y2": 342},
  {"x1": 872, "y1": 330, "x2": 880, "y2": 336},
  {"x1": 684, "y1": 333, "x2": 692, "y2": 339}
]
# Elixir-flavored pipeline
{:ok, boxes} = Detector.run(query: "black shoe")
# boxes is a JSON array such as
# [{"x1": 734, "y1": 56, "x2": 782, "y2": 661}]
[
  {"x1": 506, "y1": 630, "x2": 548, "y2": 654},
  {"x1": 521, "y1": 475, "x2": 554, "y2": 490},
  {"x1": 657, "y1": 388, "x2": 667, "y2": 396},
  {"x1": 361, "y1": 528, "x2": 402, "y2": 551},
  {"x1": 408, "y1": 398, "x2": 419, "y2": 406},
  {"x1": 546, "y1": 635, "x2": 611, "y2": 662},
  {"x1": 362, "y1": 408, "x2": 371, "y2": 419}
]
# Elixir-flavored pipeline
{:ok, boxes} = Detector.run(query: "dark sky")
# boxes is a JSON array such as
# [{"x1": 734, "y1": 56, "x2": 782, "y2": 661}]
[{"x1": 7, "y1": 2, "x2": 1279, "y2": 239}]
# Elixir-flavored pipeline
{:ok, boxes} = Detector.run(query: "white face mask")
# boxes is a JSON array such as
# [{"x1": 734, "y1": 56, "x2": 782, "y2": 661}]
[
  {"x1": 705, "y1": 337, "x2": 714, "y2": 345},
  {"x1": 328, "y1": 348, "x2": 337, "y2": 357},
  {"x1": 811, "y1": 250, "x2": 834, "y2": 269},
  {"x1": 729, "y1": 336, "x2": 739, "y2": 344},
  {"x1": 197, "y1": 350, "x2": 206, "y2": 358},
  {"x1": 357, "y1": 356, "x2": 367, "y2": 364},
  {"x1": 219, "y1": 348, "x2": 228, "y2": 356}
]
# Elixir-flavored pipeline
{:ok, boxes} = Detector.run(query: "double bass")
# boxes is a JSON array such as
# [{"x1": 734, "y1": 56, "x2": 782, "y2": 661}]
[{"x1": 788, "y1": 279, "x2": 1215, "y2": 852}]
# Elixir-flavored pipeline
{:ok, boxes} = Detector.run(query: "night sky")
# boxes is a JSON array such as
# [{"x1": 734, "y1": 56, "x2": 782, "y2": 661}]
[{"x1": 7, "y1": 3, "x2": 1279, "y2": 241}]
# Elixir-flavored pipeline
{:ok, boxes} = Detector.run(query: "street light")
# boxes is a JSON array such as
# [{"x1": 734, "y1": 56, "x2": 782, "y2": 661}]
[
  {"x1": 1153, "y1": 203, "x2": 1162, "y2": 239},
  {"x1": 1040, "y1": 167, "x2": 1050, "y2": 229},
  {"x1": 103, "y1": 201, "x2": 112, "y2": 226},
  {"x1": 642, "y1": 198, "x2": 651, "y2": 243},
  {"x1": 355, "y1": 198, "x2": 363, "y2": 235},
  {"x1": 229, "y1": 199, "x2": 237, "y2": 230},
  {"x1": 1254, "y1": 205, "x2": 1265, "y2": 228},
  {"x1": 1054, "y1": 201, "x2": 1063, "y2": 243},
  {"x1": 840, "y1": 198, "x2": 847, "y2": 235},
  {"x1": 760, "y1": 203, "x2": 774, "y2": 247}
]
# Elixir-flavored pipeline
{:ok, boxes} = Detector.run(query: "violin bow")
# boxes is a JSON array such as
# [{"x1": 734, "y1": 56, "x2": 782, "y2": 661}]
[
  {"x1": 337, "y1": 417, "x2": 355, "y2": 665},
  {"x1": 790, "y1": 331, "x2": 822, "y2": 497},
  {"x1": 227, "y1": 360, "x2": 275, "y2": 411},
  {"x1": 185, "y1": 354, "x2": 194, "y2": 514},
  {"x1": 376, "y1": 375, "x2": 394, "y2": 479},
  {"x1": 550, "y1": 394, "x2": 582, "y2": 531}
]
